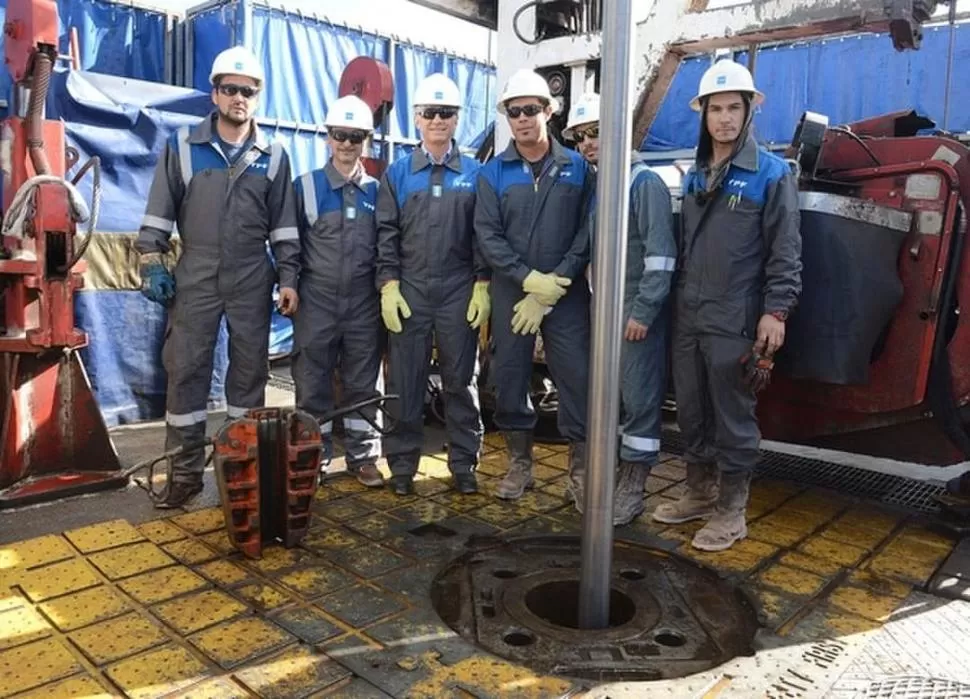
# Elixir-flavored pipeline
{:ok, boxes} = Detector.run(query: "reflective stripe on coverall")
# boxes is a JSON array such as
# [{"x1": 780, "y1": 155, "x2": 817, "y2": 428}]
[
  {"x1": 292, "y1": 162, "x2": 383, "y2": 469},
  {"x1": 376, "y1": 146, "x2": 486, "y2": 476},
  {"x1": 619, "y1": 157, "x2": 676, "y2": 464},
  {"x1": 136, "y1": 113, "x2": 300, "y2": 483},
  {"x1": 474, "y1": 139, "x2": 595, "y2": 441},
  {"x1": 673, "y1": 135, "x2": 801, "y2": 473}
]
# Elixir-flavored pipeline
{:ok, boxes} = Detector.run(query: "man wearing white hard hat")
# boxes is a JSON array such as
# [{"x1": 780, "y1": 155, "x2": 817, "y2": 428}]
[
  {"x1": 135, "y1": 45, "x2": 301, "y2": 508},
  {"x1": 475, "y1": 68, "x2": 595, "y2": 505},
  {"x1": 651, "y1": 59, "x2": 802, "y2": 551},
  {"x1": 565, "y1": 92, "x2": 677, "y2": 525},
  {"x1": 291, "y1": 95, "x2": 385, "y2": 488},
  {"x1": 376, "y1": 73, "x2": 488, "y2": 496}
]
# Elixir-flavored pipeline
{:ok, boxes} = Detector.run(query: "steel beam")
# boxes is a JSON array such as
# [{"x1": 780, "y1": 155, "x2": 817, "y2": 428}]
[
  {"x1": 406, "y1": 0, "x2": 497, "y2": 28},
  {"x1": 632, "y1": 0, "x2": 939, "y2": 146}
]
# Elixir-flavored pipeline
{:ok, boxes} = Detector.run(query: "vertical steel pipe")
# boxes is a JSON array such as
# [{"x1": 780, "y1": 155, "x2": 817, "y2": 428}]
[{"x1": 577, "y1": 0, "x2": 635, "y2": 629}]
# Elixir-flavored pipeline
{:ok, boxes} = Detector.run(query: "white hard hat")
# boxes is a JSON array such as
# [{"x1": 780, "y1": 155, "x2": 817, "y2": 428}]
[
  {"x1": 414, "y1": 73, "x2": 461, "y2": 108},
  {"x1": 210, "y1": 46, "x2": 264, "y2": 87},
  {"x1": 690, "y1": 59, "x2": 764, "y2": 112},
  {"x1": 325, "y1": 95, "x2": 374, "y2": 132},
  {"x1": 497, "y1": 69, "x2": 559, "y2": 115},
  {"x1": 562, "y1": 92, "x2": 600, "y2": 139}
]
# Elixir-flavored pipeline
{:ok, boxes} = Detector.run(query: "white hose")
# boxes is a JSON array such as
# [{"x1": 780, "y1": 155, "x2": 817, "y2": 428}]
[{"x1": 2, "y1": 174, "x2": 90, "y2": 240}]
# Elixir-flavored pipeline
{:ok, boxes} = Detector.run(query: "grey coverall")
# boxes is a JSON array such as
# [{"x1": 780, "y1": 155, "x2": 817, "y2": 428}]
[
  {"x1": 375, "y1": 146, "x2": 487, "y2": 477},
  {"x1": 292, "y1": 162, "x2": 383, "y2": 468},
  {"x1": 474, "y1": 139, "x2": 595, "y2": 441},
  {"x1": 674, "y1": 134, "x2": 801, "y2": 475},
  {"x1": 619, "y1": 156, "x2": 677, "y2": 465},
  {"x1": 136, "y1": 113, "x2": 300, "y2": 483}
]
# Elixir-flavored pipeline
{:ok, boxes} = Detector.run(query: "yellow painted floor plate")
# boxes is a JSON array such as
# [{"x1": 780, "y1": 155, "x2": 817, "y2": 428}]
[{"x1": 0, "y1": 446, "x2": 964, "y2": 698}]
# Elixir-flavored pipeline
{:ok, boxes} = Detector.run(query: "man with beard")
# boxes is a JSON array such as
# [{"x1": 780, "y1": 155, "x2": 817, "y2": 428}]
[
  {"x1": 376, "y1": 73, "x2": 489, "y2": 496},
  {"x1": 136, "y1": 46, "x2": 300, "y2": 508},
  {"x1": 475, "y1": 69, "x2": 595, "y2": 507},
  {"x1": 563, "y1": 92, "x2": 677, "y2": 526},
  {"x1": 652, "y1": 60, "x2": 801, "y2": 551},
  {"x1": 292, "y1": 95, "x2": 384, "y2": 488}
]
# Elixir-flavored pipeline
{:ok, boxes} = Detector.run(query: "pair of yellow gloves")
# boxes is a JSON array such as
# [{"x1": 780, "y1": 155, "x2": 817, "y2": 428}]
[
  {"x1": 380, "y1": 280, "x2": 492, "y2": 334},
  {"x1": 380, "y1": 270, "x2": 570, "y2": 336},
  {"x1": 510, "y1": 271, "x2": 571, "y2": 335}
]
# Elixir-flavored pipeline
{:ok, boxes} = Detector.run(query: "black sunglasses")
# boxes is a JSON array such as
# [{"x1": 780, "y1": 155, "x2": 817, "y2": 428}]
[
  {"x1": 218, "y1": 83, "x2": 259, "y2": 99},
  {"x1": 574, "y1": 126, "x2": 600, "y2": 142},
  {"x1": 329, "y1": 129, "x2": 366, "y2": 145},
  {"x1": 419, "y1": 107, "x2": 458, "y2": 121},
  {"x1": 506, "y1": 103, "x2": 545, "y2": 119}
]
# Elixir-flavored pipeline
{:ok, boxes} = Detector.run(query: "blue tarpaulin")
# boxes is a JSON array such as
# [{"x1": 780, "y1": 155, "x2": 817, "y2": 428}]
[
  {"x1": 0, "y1": 0, "x2": 172, "y2": 112},
  {"x1": 642, "y1": 22, "x2": 970, "y2": 151}
]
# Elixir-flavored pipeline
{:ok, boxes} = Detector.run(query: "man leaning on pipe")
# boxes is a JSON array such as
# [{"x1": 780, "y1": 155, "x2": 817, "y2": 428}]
[
  {"x1": 652, "y1": 60, "x2": 802, "y2": 551},
  {"x1": 563, "y1": 92, "x2": 677, "y2": 527}
]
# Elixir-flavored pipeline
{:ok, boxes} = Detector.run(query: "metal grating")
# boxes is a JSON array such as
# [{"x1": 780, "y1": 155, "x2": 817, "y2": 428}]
[
  {"x1": 660, "y1": 428, "x2": 947, "y2": 514},
  {"x1": 865, "y1": 677, "x2": 970, "y2": 698}
]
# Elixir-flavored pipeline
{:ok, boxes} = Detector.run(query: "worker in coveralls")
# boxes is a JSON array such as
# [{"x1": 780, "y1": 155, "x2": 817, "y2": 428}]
[
  {"x1": 291, "y1": 95, "x2": 385, "y2": 488},
  {"x1": 376, "y1": 73, "x2": 490, "y2": 496},
  {"x1": 563, "y1": 93, "x2": 677, "y2": 525},
  {"x1": 136, "y1": 46, "x2": 300, "y2": 508},
  {"x1": 475, "y1": 69, "x2": 595, "y2": 506},
  {"x1": 652, "y1": 60, "x2": 801, "y2": 550}
]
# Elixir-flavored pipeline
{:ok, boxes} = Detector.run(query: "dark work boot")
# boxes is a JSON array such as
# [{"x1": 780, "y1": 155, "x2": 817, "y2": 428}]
[
  {"x1": 566, "y1": 442, "x2": 587, "y2": 514},
  {"x1": 652, "y1": 461, "x2": 719, "y2": 524},
  {"x1": 453, "y1": 473, "x2": 478, "y2": 495},
  {"x1": 691, "y1": 470, "x2": 751, "y2": 551},
  {"x1": 389, "y1": 474, "x2": 414, "y2": 496},
  {"x1": 496, "y1": 431, "x2": 534, "y2": 500},
  {"x1": 155, "y1": 423, "x2": 207, "y2": 510}
]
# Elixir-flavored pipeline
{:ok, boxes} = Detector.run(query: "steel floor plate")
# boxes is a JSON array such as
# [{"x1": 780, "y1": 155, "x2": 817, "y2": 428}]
[{"x1": 0, "y1": 438, "x2": 968, "y2": 698}]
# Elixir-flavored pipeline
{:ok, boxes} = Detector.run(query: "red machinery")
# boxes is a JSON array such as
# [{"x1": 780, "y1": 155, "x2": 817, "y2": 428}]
[
  {"x1": 755, "y1": 110, "x2": 970, "y2": 467},
  {"x1": 337, "y1": 57, "x2": 395, "y2": 178},
  {"x1": 0, "y1": 0, "x2": 123, "y2": 508}
]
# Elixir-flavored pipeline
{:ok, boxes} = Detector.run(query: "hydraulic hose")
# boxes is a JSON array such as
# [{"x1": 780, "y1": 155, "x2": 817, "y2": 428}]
[{"x1": 27, "y1": 51, "x2": 54, "y2": 177}]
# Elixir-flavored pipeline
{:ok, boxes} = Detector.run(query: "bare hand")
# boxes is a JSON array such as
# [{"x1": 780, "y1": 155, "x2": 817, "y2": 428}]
[
  {"x1": 624, "y1": 319, "x2": 648, "y2": 342},
  {"x1": 278, "y1": 287, "x2": 299, "y2": 316},
  {"x1": 755, "y1": 314, "x2": 785, "y2": 355}
]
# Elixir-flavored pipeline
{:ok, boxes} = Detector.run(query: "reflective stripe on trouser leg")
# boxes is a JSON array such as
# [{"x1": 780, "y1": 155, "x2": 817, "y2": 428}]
[
  {"x1": 384, "y1": 303, "x2": 433, "y2": 476},
  {"x1": 619, "y1": 308, "x2": 667, "y2": 465},
  {"x1": 534, "y1": 284, "x2": 591, "y2": 442},
  {"x1": 432, "y1": 283, "x2": 483, "y2": 475},
  {"x1": 339, "y1": 300, "x2": 384, "y2": 468},
  {"x1": 700, "y1": 332, "x2": 760, "y2": 474},
  {"x1": 162, "y1": 286, "x2": 223, "y2": 484},
  {"x1": 490, "y1": 280, "x2": 539, "y2": 432}
]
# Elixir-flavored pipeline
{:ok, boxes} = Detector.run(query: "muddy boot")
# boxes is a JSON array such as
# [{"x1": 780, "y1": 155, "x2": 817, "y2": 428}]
[
  {"x1": 613, "y1": 461, "x2": 650, "y2": 526},
  {"x1": 350, "y1": 462, "x2": 384, "y2": 488},
  {"x1": 691, "y1": 471, "x2": 751, "y2": 552},
  {"x1": 496, "y1": 431, "x2": 534, "y2": 500},
  {"x1": 566, "y1": 442, "x2": 588, "y2": 514},
  {"x1": 651, "y1": 461, "x2": 718, "y2": 524}
]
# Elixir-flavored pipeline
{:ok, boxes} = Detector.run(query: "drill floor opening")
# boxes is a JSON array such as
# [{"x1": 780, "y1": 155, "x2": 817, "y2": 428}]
[{"x1": 525, "y1": 580, "x2": 636, "y2": 629}]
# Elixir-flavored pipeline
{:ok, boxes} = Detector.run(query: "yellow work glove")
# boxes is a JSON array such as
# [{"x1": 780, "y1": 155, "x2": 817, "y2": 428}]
[
  {"x1": 511, "y1": 293, "x2": 548, "y2": 335},
  {"x1": 380, "y1": 280, "x2": 412, "y2": 334},
  {"x1": 466, "y1": 281, "x2": 491, "y2": 329},
  {"x1": 523, "y1": 270, "x2": 571, "y2": 306}
]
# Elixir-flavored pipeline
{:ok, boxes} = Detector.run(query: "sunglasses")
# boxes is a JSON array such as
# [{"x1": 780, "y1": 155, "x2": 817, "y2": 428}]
[
  {"x1": 218, "y1": 84, "x2": 259, "y2": 99},
  {"x1": 574, "y1": 126, "x2": 599, "y2": 142},
  {"x1": 329, "y1": 129, "x2": 366, "y2": 145},
  {"x1": 506, "y1": 103, "x2": 545, "y2": 119},
  {"x1": 419, "y1": 107, "x2": 458, "y2": 121}
]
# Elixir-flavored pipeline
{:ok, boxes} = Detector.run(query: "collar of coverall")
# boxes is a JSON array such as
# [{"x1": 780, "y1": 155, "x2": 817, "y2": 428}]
[
  {"x1": 499, "y1": 135, "x2": 572, "y2": 166},
  {"x1": 190, "y1": 111, "x2": 271, "y2": 153},
  {"x1": 324, "y1": 160, "x2": 367, "y2": 191},
  {"x1": 411, "y1": 140, "x2": 462, "y2": 173}
]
